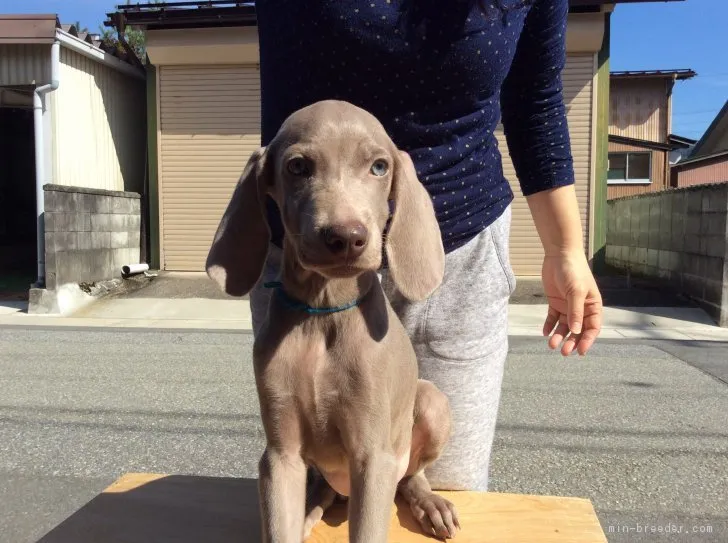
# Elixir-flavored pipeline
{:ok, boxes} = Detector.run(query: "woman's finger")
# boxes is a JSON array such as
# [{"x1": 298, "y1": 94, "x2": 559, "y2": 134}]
[
  {"x1": 576, "y1": 328, "x2": 599, "y2": 355},
  {"x1": 566, "y1": 288, "x2": 587, "y2": 335},
  {"x1": 548, "y1": 321, "x2": 570, "y2": 350},
  {"x1": 543, "y1": 306, "x2": 560, "y2": 336},
  {"x1": 575, "y1": 301, "x2": 603, "y2": 355},
  {"x1": 562, "y1": 333, "x2": 579, "y2": 356}
]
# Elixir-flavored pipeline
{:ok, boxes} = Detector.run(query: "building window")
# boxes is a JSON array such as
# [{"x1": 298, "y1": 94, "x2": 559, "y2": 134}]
[{"x1": 607, "y1": 152, "x2": 651, "y2": 184}]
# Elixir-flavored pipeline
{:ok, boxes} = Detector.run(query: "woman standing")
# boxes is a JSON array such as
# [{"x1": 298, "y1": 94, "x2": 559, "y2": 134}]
[{"x1": 250, "y1": 0, "x2": 603, "y2": 492}]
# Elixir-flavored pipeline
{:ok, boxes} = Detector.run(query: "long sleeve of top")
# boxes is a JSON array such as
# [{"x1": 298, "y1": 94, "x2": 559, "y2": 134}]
[
  {"x1": 500, "y1": 0, "x2": 575, "y2": 196},
  {"x1": 256, "y1": 0, "x2": 577, "y2": 253}
]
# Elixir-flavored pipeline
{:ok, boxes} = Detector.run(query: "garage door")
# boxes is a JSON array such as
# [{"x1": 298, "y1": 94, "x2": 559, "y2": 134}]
[
  {"x1": 497, "y1": 53, "x2": 594, "y2": 276},
  {"x1": 159, "y1": 64, "x2": 261, "y2": 271}
]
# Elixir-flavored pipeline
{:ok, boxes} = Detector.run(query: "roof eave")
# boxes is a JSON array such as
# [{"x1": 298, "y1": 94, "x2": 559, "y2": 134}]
[
  {"x1": 106, "y1": 5, "x2": 256, "y2": 31},
  {"x1": 610, "y1": 70, "x2": 697, "y2": 81},
  {"x1": 667, "y1": 134, "x2": 698, "y2": 149},
  {"x1": 608, "y1": 134, "x2": 677, "y2": 152}
]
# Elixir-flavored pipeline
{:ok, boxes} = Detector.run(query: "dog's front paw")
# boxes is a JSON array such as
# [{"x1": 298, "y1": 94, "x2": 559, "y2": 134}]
[{"x1": 410, "y1": 493, "x2": 460, "y2": 539}]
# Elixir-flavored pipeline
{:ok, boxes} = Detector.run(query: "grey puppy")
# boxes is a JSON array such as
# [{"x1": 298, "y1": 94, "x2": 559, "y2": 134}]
[{"x1": 206, "y1": 100, "x2": 460, "y2": 542}]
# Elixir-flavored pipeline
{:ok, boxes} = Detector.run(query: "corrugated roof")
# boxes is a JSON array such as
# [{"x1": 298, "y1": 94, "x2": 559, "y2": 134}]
[{"x1": 60, "y1": 23, "x2": 76, "y2": 36}]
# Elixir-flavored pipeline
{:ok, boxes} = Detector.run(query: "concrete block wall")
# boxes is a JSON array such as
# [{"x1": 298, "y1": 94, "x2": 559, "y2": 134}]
[
  {"x1": 606, "y1": 182, "x2": 728, "y2": 327},
  {"x1": 43, "y1": 184, "x2": 142, "y2": 290}
]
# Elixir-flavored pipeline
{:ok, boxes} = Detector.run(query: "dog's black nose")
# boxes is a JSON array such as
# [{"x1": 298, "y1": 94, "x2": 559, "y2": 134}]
[{"x1": 322, "y1": 222, "x2": 369, "y2": 257}]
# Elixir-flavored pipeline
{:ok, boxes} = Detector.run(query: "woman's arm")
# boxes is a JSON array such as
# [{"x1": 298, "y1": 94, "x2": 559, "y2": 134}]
[
  {"x1": 499, "y1": 0, "x2": 603, "y2": 355},
  {"x1": 527, "y1": 185, "x2": 603, "y2": 356},
  {"x1": 527, "y1": 185, "x2": 583, "y2": 255}
]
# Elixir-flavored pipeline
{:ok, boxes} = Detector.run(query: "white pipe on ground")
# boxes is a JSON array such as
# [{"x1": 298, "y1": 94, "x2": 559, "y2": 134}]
[
  {"x1": 122, "y1": 263, "x2": 150, "y2": 277},
  {"x1": 33, "y1": 40, "x2": 60, "y2": 287}
]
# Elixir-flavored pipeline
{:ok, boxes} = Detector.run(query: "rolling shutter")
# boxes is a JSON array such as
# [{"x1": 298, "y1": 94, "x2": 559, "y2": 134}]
[
  {"x1": 159, "y1": 64, "x2": 261, "y2": 271},
  {"x1": 497, "y1": 53, "x2": 594, "y2": 276}
]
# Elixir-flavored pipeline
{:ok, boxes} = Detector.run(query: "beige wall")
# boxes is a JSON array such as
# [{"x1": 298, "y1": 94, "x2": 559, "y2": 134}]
[
  {"x1": 50, "y1": 45, "x2": 146, "y2": 193},
  {"x1": 610, "y1": 78, "x2": 670, "y2": 143},
  {"x1": 146, "y1": 26, "x2": 259, "y2": 66}
]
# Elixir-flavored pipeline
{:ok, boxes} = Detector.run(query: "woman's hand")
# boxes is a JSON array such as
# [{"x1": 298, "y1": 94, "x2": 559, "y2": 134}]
[
  {"x1": 541, "y1": 251, "x2": 603, "y2": 356},
  {"x1": 525, "y1": 184, "x2": 603, "y2": 356}
]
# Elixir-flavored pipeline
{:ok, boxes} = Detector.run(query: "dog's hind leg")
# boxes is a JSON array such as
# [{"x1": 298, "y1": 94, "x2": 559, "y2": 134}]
[
  {"x1": 302, "y1": 468, "x2": 338, "y2": 541},
  {"x1": 398, "y1": 379, "x2": 460, "y2": 539}
]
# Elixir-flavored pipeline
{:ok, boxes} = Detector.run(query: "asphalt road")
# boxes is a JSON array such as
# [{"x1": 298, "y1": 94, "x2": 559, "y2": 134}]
[{"x1": 1, "y1": 328, "x2": 726, "y2": 543}]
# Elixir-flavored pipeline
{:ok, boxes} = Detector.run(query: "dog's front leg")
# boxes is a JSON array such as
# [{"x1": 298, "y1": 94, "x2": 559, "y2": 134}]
[
  {"x1": 348, "y1": 451, "x2": 399, "y2": 543},
  {"x1": 258, "y1": 447, "x2": 307, "y2": 543}
]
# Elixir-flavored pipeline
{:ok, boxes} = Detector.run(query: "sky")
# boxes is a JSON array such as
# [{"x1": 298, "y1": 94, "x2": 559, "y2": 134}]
[
  {"x1": 610, "y1": 0, "x2": 728, "y2": 140},
  {"x1": 2, "y1": 0, "x2": 726, "y2": 140}
]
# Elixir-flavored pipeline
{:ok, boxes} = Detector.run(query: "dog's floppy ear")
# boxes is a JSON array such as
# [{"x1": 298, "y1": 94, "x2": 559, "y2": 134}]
[
  {"x1": 206, "y1": 146, "x2": 270, "y2": 297},
  {"x1": 385, "y1": 150, "x2": 445, "y2": 301}
]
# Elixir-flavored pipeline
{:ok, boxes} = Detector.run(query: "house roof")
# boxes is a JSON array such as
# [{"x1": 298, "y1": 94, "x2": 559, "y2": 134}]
[
  {"x1": 0, "y1": 14, "x2": 59, "y2": 44},
  {"x1": 668, "y1": 134, "x2": 698, "y2": 148},
  {"x1": 690, "y1": 100, "x2": 728, "y2": 159},
  {"x1": 109, "y1": 0, "x2": 685, "y2": 30},
  {"x1": 0, "y1": 15, "x2": 107, "y2": 49},
  {"x1": 610, "y1": 69, "x2": 697, "y2": 81},
  {"x1": 672, "y1": 149, "x2": 728, "y2": 169},
  {"x1": 0, "y1": 15, "x2": 143, "y2": 73},
  {"x1": 109, "y1": 2, "x2": 256, "y2": 30}
]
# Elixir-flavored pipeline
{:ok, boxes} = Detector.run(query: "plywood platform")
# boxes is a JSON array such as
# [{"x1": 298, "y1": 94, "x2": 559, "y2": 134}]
[{"x1": 38, "y1": 473, "x2": 607, "y2": 542}]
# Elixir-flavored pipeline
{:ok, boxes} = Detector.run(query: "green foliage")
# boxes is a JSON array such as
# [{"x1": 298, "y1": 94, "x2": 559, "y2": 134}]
[
  {"x1": 125, "y1": 26, "x2": 147, "y2": 60},
  {"x1": 96, "y1": 0, "x2": 164, "y2": 62}
]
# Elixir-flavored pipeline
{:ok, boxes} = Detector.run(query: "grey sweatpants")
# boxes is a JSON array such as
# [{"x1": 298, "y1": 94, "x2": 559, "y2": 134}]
[{"x1": 249, "y1": 206, "x2": 516, "y2": 491}]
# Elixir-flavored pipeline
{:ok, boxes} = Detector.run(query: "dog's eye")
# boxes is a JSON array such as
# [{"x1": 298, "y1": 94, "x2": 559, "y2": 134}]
[
  {"x1": 370, "y1": 159, "x2": 389, "y2": 177},
  {"x1": 287, "y1": 157, "x2": 309, "y2": 176}
]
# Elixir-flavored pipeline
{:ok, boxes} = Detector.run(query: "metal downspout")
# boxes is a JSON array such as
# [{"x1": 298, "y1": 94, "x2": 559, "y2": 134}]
[{"x1": 33, "y1": 40, "x2": 60, "y2": 287}]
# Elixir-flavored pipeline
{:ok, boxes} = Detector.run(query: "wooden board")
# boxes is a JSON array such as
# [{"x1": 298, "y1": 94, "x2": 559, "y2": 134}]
[{"x1": 38, "y1": 473, "x2": 607, "y2": 543}]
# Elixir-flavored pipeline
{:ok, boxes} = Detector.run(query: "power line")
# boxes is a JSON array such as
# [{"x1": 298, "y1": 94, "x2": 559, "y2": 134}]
[{"x1": 672, "y1": 110, "x2": 721, "y2": 117}]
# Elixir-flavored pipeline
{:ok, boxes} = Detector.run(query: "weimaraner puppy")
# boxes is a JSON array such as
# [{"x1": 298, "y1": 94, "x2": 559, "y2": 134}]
[{"x1": 206, "y1": 100, "x2": 460, "y2": 542}]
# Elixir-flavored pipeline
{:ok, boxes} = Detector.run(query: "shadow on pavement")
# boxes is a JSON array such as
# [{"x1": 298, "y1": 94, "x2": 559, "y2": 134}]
[
  {"x1": 512, "y1": 273, "x2": 697, "y2": 309},
  {"x1": 36, "y1": 474, "x2": 261, "y2": 543}
]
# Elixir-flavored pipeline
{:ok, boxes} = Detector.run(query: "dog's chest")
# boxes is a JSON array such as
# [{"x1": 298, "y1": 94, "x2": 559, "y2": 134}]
[
  {"x1": 262, "y1": 331, "x2": 354, "y2": 412},
  {"x1": 260, "y1": 328, "x2": 376, "y2": 444}
]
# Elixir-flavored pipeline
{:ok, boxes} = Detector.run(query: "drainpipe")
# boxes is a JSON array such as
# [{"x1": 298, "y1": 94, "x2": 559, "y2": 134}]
[{"x1": 33, "y1": 40, "x2": 60, "y2": 288}]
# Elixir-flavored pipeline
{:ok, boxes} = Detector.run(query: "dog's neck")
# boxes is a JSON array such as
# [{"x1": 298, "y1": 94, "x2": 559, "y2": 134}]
[{"x1": 280, "y1": 239, "x2": 376, "y2": 310}]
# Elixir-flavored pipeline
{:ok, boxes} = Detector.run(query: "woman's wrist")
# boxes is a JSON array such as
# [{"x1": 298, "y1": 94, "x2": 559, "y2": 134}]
[{"x1": 525, "y1": 184, "x2": 585, "y2": 258}]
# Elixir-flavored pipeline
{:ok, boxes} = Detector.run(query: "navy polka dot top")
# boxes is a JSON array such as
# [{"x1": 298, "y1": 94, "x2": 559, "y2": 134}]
[{"x1": 256, "y1": 0, "x2": 575, "y2": 254}]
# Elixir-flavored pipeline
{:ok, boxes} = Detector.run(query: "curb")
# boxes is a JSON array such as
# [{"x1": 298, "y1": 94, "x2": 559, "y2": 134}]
[{"x1": 27, "y1": 274, "x2": 155, "y2": 316}]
